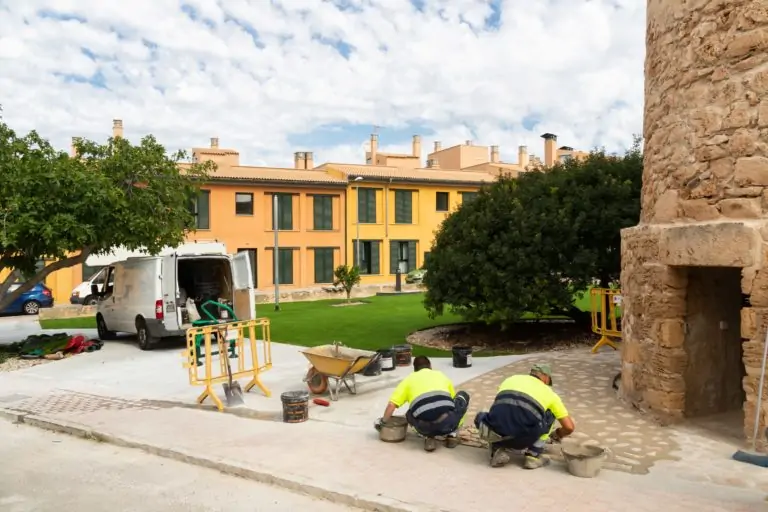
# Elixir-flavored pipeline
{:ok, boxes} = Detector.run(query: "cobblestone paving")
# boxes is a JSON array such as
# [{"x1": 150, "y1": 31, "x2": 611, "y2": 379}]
[
  {"x1": 457, "y1": 348, "x2": 681, "y2": 475},
  {"x1": 4, "y1": 391, "x2": 162, "y2": 416}
]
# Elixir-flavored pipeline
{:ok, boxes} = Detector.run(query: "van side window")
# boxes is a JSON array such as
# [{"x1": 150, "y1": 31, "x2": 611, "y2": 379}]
[{"x1": 103, "y1": 267, "x2": 116, "y2": 296}]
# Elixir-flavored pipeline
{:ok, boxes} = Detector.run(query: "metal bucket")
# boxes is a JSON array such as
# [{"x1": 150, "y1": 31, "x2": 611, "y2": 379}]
[
  {"x1": 379, "y1": 415, "x2": 408, "y2": 443},
  {"x1": 562, "y1": 444, "x2": 606, "y2": 478}
]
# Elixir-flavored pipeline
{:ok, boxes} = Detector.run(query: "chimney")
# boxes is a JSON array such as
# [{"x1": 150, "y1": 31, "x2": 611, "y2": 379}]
[
  {"x1": 305, "y1": 151, "x2": 314, "y2": 169},
  {"x1": 412, "y1": 135, "x2": 421, "y2": 158},
  {"x1": 541, "y1": 133, "x2": 557, "y2": 167},
  {"x1": 70, "y1": 136, "x2": 79, "y2": 157},
  {"x1": 465, "y1": 139, "x2": 472, "y2": 146},
  {"x1": 434, "y1": 141, "x2": 442, "y2": 152},
  {"x1": 294, "y1": 151, "x2": 305, "y2": 169},
  {"x1": 490, "y1": 145, "x2": 500, "y2": 163},
  {"x1": 427, "y1": 158, "x2": 440, "y2": 169},
  {"x1": 370, "y1": 134, "x2": 378, "y2": 165},
  {"x1": 112, "y1": 119, "x2": 123, "y2": 138},
  {"x1": 518, "y1": 145, "x2": 529, "y2": 168},
  {"x1": 210, "y1": 137, "x2": 219, "y2": 149}
]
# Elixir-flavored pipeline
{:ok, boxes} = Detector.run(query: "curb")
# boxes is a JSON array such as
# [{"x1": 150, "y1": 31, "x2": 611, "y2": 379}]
[{"x1": 1, "y1": 409, "x2": 437, "y2": 512}]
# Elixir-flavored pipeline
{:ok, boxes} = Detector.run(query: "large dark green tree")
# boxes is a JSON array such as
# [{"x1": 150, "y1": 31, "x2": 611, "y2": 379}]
[
  {"x1": 0, "y1": 115, "x2": 214, "y2": 310},
  {"x1": 423, "y1": 138, "x2": 642, "y2": 325}
]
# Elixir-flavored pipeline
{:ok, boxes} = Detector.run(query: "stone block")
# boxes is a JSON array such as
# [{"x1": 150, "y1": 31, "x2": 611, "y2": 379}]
[
  {"x1": 751, "y1": 271, "x2": 768, "y2": 307},
  {"x1": 724, "y1": 186, "x2": 762, "y2": 198},
  {"x1": 709, "y1": 157, "x2": 735, "y2": 178},
  {"x1": 651, "y1": 190, "x2": 680, "y2": 222},
  {"x1": 651, "y1": 347, "x2": 687, "y2": 375},
  {"x1": 742, "y1": 266, "x2": 757, "y2": 294},
  {"x1": 658, "y1": 319, "x2": 686, "y2": 348},
  {"x1": 680, "y1": 199, "x2": 719, "y2": 220},
  {"x1": 719, "y1": 197, "x2": 761, "y2": 218},
  {"x1": 644, "y1": 389, "x2": 685, "y2": 416},
  {"x1": 759, "y1": 101, "x2": 768, "y2": 128},
  {"x1": 735, "y1": 156, "x2": 768, "y2": 186},
  {"x1": 659, "y1": 222, "x2": 757, "y2": 267}
]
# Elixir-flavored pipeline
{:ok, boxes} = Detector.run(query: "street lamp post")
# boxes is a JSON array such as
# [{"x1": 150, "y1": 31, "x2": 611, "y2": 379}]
[
  {"x1": 354, "y1": 177, "x2": 363, "y2": 268},
  {"x1": 273, "y1": 193, "x2": 280, "y2": 312}
]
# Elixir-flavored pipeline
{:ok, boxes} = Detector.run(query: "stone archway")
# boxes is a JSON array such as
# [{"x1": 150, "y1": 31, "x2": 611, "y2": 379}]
[{"x1": 620, "y1": 0, "x2": 768, "y2": 449}]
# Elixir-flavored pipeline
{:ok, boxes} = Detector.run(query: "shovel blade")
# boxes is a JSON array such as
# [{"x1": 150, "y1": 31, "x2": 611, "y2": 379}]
[{"x1": 223, "y1": 382, "x2": 245, "y2": 407}]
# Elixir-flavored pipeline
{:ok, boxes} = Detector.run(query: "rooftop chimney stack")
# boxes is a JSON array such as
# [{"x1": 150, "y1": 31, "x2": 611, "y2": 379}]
[
  {"x1": 518, "y1": 145, "x2": 529, "y2": 169},
  {"x1": 490, "y1": 145, "x2": 500, "y2": 163},
  {"x1": 112, "y1": 119, "x2": 123, "y2": 138},
  {"x1": 370, "y1": 134, "x2": 378, "y2": 165},
  {"x1": 540, "y1": 133, "x2": 557, "y2": 167},
  {"x1": 465, "y1": 139, "x2": 472, "y2": 146},
  {"x1": 70, "y1": 136, "x2": 79, "y2": 157},
  {"x1": 412, "y1": 135, "x2": 421, "y2": 158},
  {"x1": 210, "y1": 137, "x2": 219, "y2": 149},
  {"x1": 305, "y1": 151, "x2": 314, "y2": 169},
  {"x1": 294, "y1": 151, "x2": 304, "y2": 169},
  {"x1": 434, "y1": 141, "x2": 442, "y2": 152}
]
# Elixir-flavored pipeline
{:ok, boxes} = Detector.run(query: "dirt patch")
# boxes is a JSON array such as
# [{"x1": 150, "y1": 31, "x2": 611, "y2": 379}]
[
  {"x1": 0, "y1": 356, "x2": 51, "y2": 373},
  {"x1": 331, "y1": 301, "x2": 368, "y2": 308},
  {"x1": 408, "y1": 321, "x2": 595, "y2": 353}
]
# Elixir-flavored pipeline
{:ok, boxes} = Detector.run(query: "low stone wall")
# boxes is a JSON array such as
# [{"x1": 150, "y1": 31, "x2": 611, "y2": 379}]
[
  {"x1": 39, "y1": 305, "x2": 96, "y2": 320},
  {"x1": 254, "y1": 283, "x2": 424, "y2": 304}
]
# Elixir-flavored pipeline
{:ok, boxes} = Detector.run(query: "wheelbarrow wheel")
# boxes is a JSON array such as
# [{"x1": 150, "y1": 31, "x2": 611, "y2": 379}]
[{"x1": 306, "y1": 367, "x2": 329, "y2": 395}]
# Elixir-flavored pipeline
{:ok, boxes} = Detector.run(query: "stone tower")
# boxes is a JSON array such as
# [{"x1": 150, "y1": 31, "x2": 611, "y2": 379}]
[{"x1": 620, "y1": 0, "x2": 768, "y2": 447}]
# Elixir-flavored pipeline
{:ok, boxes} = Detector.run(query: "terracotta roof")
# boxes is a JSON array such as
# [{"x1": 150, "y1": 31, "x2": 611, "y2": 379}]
[
  {"x1": 211, "y1": 166, "x2": 346, "y2": 184},
  {"x1": 192, "y1": 148, "x2": 240, "y2": 156},
  {"x1": 318, "y1": 163, "x2": 496, "y2": 184}
]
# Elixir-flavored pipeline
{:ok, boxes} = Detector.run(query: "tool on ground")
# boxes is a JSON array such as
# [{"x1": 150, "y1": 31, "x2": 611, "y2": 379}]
[
  {"x1": 732, "y1": 323, "x2": 768, "y2": 467},
  {"x1": 219, "y1": 324, "x2": 244, "y2": 407},
  {"x1": 313, "y1": 398, "x2": 330, "y2": 407}
]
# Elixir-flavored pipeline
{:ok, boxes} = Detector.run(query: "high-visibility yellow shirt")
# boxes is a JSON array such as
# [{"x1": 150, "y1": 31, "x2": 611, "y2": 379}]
[
  {"x1": 498, "y1": 374, "x2": 569, "y2": 419},
  {"x1": 388, "y1": 368, "x2": 456, "y2": 408}
]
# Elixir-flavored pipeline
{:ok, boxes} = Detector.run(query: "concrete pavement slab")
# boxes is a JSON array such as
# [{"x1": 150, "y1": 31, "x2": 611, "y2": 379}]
[{"x1": 3, "y1": 405, "x2": 763, "y2": 512}]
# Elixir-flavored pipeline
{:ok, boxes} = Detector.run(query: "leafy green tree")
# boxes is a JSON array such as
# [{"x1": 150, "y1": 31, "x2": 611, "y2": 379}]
[
  {"x1": 423, "y1": 139, "x2": 642, "y2": 326},
  {"x1": 333, "y1": 264, "x2": 361, "y2": 302},
  {"x1": 0, "y1": 118, "x2": 214, "y2": 310}
]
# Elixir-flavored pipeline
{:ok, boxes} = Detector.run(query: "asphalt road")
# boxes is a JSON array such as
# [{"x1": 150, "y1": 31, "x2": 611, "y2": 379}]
[{"x1": 0, "y1": 420, "x2": 357, "y2": 512}]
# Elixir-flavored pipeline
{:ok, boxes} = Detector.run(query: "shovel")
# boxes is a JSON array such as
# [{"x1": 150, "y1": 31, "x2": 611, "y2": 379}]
[{"x1": 219, "y1": 327, "x2": 244, "y2": 407}]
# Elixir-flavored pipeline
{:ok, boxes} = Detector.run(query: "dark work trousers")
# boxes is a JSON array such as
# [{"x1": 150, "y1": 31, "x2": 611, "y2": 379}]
[
  {"x1": 406, "y1": 391, "x2": 470, "y2": 438},
  {"x1": 475, "y1": 409, "x2": 556, "y2": 456}
]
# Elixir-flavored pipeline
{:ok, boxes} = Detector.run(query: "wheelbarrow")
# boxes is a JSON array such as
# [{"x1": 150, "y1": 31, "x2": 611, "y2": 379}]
[{"x1": 301, "y1": 342, "x2": 379, "y2": 401}]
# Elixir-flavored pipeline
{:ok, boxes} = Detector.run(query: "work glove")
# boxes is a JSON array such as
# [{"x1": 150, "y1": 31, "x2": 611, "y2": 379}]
[
  {"x1": 549, "y1": 430, "x2": 563, "y2": 444},
  {"x1": 374, "y1": 418, "x2": 384, "y2": 432}
]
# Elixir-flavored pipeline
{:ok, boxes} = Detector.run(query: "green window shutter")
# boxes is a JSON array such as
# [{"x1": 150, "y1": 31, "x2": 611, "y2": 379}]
[
  {"x1": 278, "y1": 248, "x2": 293, "y2": 285},
  {"x1": 436, "y1": 192, "x2": 449, "y2": 211},
  {"x1": 314, "y1": 248, "x2": 334, "y2": 283},
  {"x1": 395, "y1": 191, "x2": 412, "y2": 223},
  {"x1": 278, "y1": 194, "x2": 293, "y2": 230},
  {"x1": 371, "y1": 241, "x2": 380, "y2": 274},
  {"x1": 358, "y1": 189, "x2": 375, "y2": 223},
  {"x1": 324, "y1": 196, "x2": 333, "y2": 229},
  {"x1": 357, "y1": 191, "x2": 365, "y2": 223},
  {"x1": 394, "y1": 191, "x2": 403, "y2": 223},
  {"x1": 389, "y1": 241, "x2": 399, "y2": 274},
  {"x1": 367, "y1": 190, "x2": 376, "y2": 223},
  {"x1": 313, "y1": 196, "x2": 333, "y2": 230},
  {"x1": 408, "y1": 241, "x2": 418, "y2": 273},
  {"x1": 352, "y1": 240, "x2": 359, "y2": 268},
  {"x1": 197, "y1": 190, "x2": 210, "y2": 230}
]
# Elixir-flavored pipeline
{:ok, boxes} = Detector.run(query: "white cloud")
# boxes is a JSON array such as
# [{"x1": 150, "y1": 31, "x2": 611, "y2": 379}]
[{"x1": 0, "y1": 0, "x2": 645, "y2": 169}]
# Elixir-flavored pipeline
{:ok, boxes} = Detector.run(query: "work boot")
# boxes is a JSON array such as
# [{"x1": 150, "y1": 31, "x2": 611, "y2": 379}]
[
  {"x1": 490, "y1": 448, "x2": 510, "y2": 468},
  {"x1": 445, "y1": 432, "x2": 460, "y2": 449},
  {"x1": 523, "y1": 452, "x2": 551, "y2": 470},
  {"x1": 424, "y1": 437, "x2": 438, "y2": 452}
]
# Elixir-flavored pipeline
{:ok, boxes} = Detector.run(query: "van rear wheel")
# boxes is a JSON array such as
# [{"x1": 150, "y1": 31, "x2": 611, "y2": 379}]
[{"x1": 136, "y1": 317, "x2": 157, "y2": 351}]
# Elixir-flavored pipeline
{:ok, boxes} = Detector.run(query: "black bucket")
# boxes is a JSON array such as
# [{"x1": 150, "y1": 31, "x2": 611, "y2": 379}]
[
  {"x1": 281, "y1": 390, "x2": 309, "y2": 423},
  {"x1": 379, "y1": 349, "x2": 396, "y2": 371},
  {"x1": 393, "y1": 344, "x2": 412, "y2": 367},
  {"x1": 362, "y1": 355, "x2": 382, "y2": 376},
  {"x1": 452, "y1": 346, "x2": 473, "y2": 368}
]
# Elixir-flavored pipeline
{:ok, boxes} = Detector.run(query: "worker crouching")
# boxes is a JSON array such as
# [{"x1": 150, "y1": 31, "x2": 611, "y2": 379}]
[
  {"x1": 375, "y1": 356, "x2": 470, "y2": 452},
  {"x1": 474, "y1": 364, "x2": 575, "y2": 469}
]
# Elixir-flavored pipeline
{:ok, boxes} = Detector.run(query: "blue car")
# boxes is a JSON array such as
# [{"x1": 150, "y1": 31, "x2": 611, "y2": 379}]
[{"x1": 2, "y1": 283, "x2": 55, "y2": 315}]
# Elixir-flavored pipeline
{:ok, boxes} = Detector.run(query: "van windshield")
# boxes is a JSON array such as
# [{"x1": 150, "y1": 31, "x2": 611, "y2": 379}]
[{"x1": 91, "y1": 268, "x2": 107, "y2": 285}]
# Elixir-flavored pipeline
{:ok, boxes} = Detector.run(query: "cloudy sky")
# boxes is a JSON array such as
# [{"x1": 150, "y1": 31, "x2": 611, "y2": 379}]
[{"x1": 0, "y1": 0, "x2": 645, "y2": 168}]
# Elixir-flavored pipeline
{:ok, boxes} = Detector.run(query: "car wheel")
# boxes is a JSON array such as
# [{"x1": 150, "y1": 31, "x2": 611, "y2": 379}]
[
  {"x1": 22, "y1": 300, "x2": 40, "y2": 315},
  {"x1": 83, "y1": 295, "x2": 98, "y2": 306},
  {"x1": 96, "y1": 314, "x2": 116, "y2": 340},
  {"x1": 135, "y1": 317, "x2": 157, "y2": 351}
]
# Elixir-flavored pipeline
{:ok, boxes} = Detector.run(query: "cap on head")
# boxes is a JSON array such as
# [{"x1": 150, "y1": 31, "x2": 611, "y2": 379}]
[{"x1": 531, "y1": 363, "x2": 553, "y2": 385}]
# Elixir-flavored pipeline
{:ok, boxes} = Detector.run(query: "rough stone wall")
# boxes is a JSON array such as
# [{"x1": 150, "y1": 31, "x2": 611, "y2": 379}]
[
  {"x1": 641, "y1": 0, "x2": 768, "y2": 224},
  {"x1": 621, "y1": 0, "x2": 768, "y2": 444}
]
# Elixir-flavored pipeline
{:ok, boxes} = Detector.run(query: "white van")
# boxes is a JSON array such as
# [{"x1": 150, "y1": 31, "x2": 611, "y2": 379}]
[
  {"x1": 93, "y1": 242, "x2": 256, "y2": 350},
  {"x1": 70, "y1": 267, "x2": 109, "y2": 305}
]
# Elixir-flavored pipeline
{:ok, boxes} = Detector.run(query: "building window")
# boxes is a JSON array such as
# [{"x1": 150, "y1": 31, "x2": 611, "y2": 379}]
[
  {"x1": 235, "y1": 192, "x2": 254, "y2": 216},
  {"x1": 237, "y1": 248, "x2": 258, "y2": 287},
  {"x1": 394, "y1": 190, "x2": 413, "y2": 224},
  {"x1": 191, "y1": 190, "x2": 211, "y2": 230},
  {"x1": 313, "y1": 195, "x2": 333, "y2": 231},
  {"x1": 460, "y1": 191, "x2": 478, "y2": 204},
  {"x1": 435, "y1": 192, "x2": 449, "y2": 212},
  {"x1": 313, "y1": 248, "x2": 335, "y2": 284},
  {"x1": 271, "y1": 193, "x2": 293, "y2": 230},
  {"x1": 357, "y1": 188, "x2": 376, "y2": 223},
  {"x1": 389, "y1": 240, "x2": 417, "y2": 274},
  {"x1": 423, "y1": 251, "x2": 431, "y2": 268},
  {"x1": 273, "y1": 248, "x2": 294, "y2": 285},
  {"x1": 353, "y1": 240, "x2": 380, "y2": 275}
]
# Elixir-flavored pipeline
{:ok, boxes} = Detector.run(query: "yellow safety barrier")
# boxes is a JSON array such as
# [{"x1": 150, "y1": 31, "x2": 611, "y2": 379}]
[
  {"x1": 590, "y1": 288, "x2": 622, "y2": 353},
  {"x1": 182, "y1": 318, "x2": 273, "y2": 411}
]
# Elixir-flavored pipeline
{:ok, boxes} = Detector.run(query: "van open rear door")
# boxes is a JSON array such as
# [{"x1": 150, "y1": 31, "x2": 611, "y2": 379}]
[
  {"x1": 161, "y1": 254, "x2": 181, "y2": 330},
  {"x1": 232, "y1": 251, "x2": 256, "y2": 321}
]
